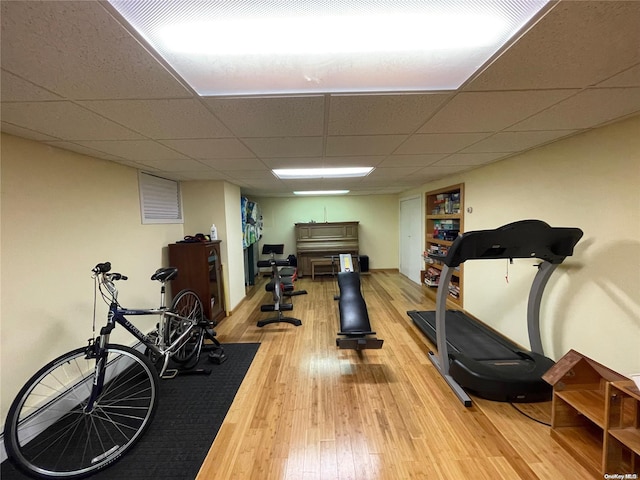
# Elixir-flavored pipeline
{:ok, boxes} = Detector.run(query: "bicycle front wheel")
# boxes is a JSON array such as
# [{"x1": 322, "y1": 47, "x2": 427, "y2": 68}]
[{"x1": 4, "y1": 344, "x2": 159, "y2": 479}]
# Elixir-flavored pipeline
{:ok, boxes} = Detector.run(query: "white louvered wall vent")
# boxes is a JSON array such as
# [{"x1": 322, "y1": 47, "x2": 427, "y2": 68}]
[{"x1": 138, "y1": 172, "x2": 183, "y2": 224}]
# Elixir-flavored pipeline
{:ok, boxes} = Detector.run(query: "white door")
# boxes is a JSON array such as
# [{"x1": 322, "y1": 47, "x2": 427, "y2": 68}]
[{"x1": 400, "y1": 196, "x2": 422, "y2": 284}]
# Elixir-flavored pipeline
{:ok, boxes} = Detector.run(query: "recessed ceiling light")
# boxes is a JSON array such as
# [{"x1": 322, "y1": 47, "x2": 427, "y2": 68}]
[
  {"x1": 294, "y1": 190, "x2": 350, "y2": 196},
  {"x1": 273, "y1": 167, "x2": 373, "y2": 179},
  {"x1": 107, "y1": 0, "x2": 551, "y2": 96}
]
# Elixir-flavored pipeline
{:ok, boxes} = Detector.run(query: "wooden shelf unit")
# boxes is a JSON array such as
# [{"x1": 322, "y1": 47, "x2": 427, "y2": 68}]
[
  {"x1": 424, "y1": 183, "x2": 464, "y2": 306},
  {"x1": 543, "y1": 350, "x2": 638, "y2": 478}
]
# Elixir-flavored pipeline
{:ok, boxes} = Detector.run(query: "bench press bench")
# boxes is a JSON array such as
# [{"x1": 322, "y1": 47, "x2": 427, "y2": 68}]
[{"x1": 336, "y1": 271, "x2": 384, "y2": 350}]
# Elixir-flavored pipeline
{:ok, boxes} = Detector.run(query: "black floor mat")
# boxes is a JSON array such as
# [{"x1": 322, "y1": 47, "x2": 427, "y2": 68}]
[{"x1": 2, "y1": 343, "x2": 260, "y2": 480}]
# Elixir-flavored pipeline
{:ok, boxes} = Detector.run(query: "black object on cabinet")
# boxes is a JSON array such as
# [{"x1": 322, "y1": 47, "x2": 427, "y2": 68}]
[{"x1": 168, "y1": 241, "x2": 226, "y2": 324}]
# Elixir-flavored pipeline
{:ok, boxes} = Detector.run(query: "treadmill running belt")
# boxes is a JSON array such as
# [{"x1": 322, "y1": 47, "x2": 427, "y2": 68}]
[{"x1": 408, "y1": 310, "x2": 519, "y2": 361}]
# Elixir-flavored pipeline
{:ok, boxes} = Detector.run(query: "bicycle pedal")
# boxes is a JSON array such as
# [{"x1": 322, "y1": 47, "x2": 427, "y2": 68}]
[{"x1": 161, "y1": 369, "x2": 179, "y2": 379}]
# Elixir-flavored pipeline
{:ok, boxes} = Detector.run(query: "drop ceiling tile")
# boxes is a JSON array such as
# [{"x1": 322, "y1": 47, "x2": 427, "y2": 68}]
[
  {"x1": 78, "y1": 99, "x2": 232, "y2": 139},
  {"x1": 198, "y1": 158, "x2": 268, "y2": 171},
  {"x1": 326, "y1": 135, "x2": 407, "y2": 156},
  {"x1": 1, "y1": 69, "x2": 62, "y2": 102},
  {"x1": 1, "y1": 122, "x2": 60, "y2": 142},
  {"x1": 261, "y1": 157, "x2": 326, "y2": 169},
  {"x1": 597, "y1": 64, "x2": 640, "y2": 88},
  {"x1": 434, "y1": 152, "x2": 508, "y2": 166},
  {"x1": 107, "y1": 158, "x2": 150, "y2": 170},
  {"x1": 322, "y1": 156, "x2": 387, "y2": 168},
  {"x1": 462, "y1": 130, "x2": 577, "y2": 153},
  {"x1": 418, "y1": 90, "x2": 579, "y2": 133},
  {"x1": 413, "y1": 165, "x2": 471, "y2": 178},
  {"x1": 226, "y1": 170, "x2": 280, "y2": 181},
  {"x1": 365, "y1": 167, "x2": 422, "y2": 178},
  {"x1": 138, "y1": 158, "x2": 210, "y2": 172},
  {"x1": 465, "y1": 1, "x2": 640, "y2": 91},
  {"x1": 378, "y1": 154, "x2": 446, "y2": 167},
  {"x1": 508, "y1": 88, "x2": 640, "y2": 131},
  {"x1": 43, "y1": 141, "x2": 127, "y2": 161},
  {"x1": 395, "y1": 133, "x2": 490, "y2": 154},
  {"x1": 204, "y1": 96, "x2": 325, "y2": 137},
  {"x1": 243, "y1": 136, "x2": 323, "y2": 158},
  {"x1": 136, "y1": 158, "x2": 212, "y2": 172},
  {"x1": 169, "y1": 171, "x2": 231, "y2": 181},
  {"x1": 75, "y1": 140, "x2": 189, "y2": 161},
  {"x1": 328, "y1": 93, "x2": 450, "y2": 135},
  {"x1": 1, "y1": 102, "x2": 144, "y2": 140},
  {"x1": 357, "y1": 176, "x2": 416, "y2": 187},
  {"x1": 159, "y1": 139, "x2": 255, "y2": 159},
  {"x1": 0, "y1": 1, "x2": 192, "y2": 100}
]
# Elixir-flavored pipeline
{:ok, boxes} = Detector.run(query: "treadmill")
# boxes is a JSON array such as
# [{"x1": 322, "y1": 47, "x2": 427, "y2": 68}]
[{"x1": 408, "y1": 220, "x2": 583, "y2": 407}]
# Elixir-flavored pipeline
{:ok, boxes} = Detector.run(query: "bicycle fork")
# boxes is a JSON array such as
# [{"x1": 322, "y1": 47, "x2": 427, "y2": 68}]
[{"x1": 84, "y1": 309, "x2": 117, "y2": 413}]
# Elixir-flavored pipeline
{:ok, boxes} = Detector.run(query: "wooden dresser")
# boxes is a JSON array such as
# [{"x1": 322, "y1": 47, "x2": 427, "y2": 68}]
[{"x1": 295, "y1": 222, "x2": 359, "y2": 277}]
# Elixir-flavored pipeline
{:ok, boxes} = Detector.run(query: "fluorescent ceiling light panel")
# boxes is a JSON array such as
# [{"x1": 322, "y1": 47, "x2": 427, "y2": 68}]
[
  {"x1": 294, "y1": 190, "x2": 350, "y2": 196},
  {"x1": 273, "y1": 167, "x2": 373, "y2": 179},
  {"x1": 108, "y1": 0, "x2": 550, "y2": 96}
]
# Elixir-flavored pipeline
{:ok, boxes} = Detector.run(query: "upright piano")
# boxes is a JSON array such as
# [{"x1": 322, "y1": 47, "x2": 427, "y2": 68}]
[{"x1": 295, "y1": 222, "x2": 359, "y2": 277}]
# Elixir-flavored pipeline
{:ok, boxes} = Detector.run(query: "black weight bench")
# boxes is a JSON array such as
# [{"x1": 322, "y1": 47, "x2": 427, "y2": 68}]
[{"x1": 336, "y1": 271, "x2": 383, "y2": 350}]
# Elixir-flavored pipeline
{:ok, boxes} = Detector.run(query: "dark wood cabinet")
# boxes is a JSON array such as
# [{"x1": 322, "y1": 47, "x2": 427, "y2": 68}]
[{"x1": 168, "y1": 241, "x2": 225, "y2": 324}]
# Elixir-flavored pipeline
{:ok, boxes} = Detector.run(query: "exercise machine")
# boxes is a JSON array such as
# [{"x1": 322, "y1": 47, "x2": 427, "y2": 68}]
[
  {"x1": 257, "y1": 244, "x2": 306, "y2": 327},
  {"x1": 335, "y1": 253, "x2": 383, "y2": 350},
  {"x1": 407, "y1": 220, "x2": 583, "y2": 406}
]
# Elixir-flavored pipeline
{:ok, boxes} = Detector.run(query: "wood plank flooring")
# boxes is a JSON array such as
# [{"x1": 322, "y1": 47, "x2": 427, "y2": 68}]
[{"x1": 197, "y1": 272, "x2": 596, "y2": 479}]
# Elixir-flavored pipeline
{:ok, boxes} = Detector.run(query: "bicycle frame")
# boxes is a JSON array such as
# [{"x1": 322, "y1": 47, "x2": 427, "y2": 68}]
[{"x1": 85, "y1": 279, "x2": 197, "y2": 412}]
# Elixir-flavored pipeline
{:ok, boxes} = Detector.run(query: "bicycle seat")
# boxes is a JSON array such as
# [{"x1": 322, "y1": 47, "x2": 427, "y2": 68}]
[{"x1": 151, "y1": 267, "x2": 178, "y2": 282}]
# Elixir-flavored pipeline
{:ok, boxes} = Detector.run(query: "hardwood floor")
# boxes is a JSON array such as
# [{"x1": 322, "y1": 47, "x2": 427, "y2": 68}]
[{"x1": 198, "y1": 271, "x2": 595, "y2": 479}]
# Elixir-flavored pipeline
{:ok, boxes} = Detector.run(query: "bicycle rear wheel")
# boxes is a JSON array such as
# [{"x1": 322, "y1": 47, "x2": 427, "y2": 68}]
[
  {"x1": 167, "y1": 289, "x2": 205, "y2": 365},
  {"x1": 4, "y1": 344, "x2": 159, "y2": 479}
]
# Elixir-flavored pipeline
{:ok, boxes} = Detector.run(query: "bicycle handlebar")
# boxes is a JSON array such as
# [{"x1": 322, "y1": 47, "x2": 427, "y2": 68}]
[{"x1": 92, "y1": 262, "x2": 127, "y2": 281}]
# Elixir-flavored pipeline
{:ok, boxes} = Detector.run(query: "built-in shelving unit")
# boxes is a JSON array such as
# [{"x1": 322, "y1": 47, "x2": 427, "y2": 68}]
[
  {"x1": 543, "y1": 350, "x2": 639, "y2": 477},
  {"x1": 422, "y1": 183, "x2": 464, "y2": 306}
]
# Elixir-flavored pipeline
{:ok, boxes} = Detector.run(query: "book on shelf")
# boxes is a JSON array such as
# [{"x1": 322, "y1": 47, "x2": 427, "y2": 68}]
[
  {"x1": 431, "y1": 193, "x2": 461, "y2": 215},
  {"x1": 424, "y1": 267, "x2": 441, "y2": 287}
]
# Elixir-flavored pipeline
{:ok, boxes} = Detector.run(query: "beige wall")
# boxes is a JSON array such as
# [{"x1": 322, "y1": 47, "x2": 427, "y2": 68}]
[
  {"x1": 404, "y1": 116, "x2": 640, "y2": 375},
  {"x1": 1, "y1": 134, "x2": 184, "y2": 421},
  {"x1": 181, "y1": 180, "x2": 245, "y2": 312},
  {"x1": 253, "y1": 194, "x2": 400, "y2": 269}
]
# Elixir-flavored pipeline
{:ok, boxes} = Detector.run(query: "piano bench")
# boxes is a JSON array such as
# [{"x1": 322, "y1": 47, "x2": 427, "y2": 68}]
[{"x1": 311, "y1": 258, "x2": 334, "y2": 281}]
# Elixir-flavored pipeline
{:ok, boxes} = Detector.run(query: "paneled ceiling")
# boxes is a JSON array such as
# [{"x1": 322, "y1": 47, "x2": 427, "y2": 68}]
[{"x1": 1, "y1": 1, "x2": 639, "y2": 196}]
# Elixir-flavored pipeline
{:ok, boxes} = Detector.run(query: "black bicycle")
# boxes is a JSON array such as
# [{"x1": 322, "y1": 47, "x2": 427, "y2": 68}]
[{"x1": 3, "y1": 262, "x2": 225, "y2": 479}]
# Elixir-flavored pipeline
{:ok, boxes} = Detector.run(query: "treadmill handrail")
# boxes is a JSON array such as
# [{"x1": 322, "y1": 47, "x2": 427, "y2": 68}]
[{"x1": 442, "y1": 219, "x2": 583, "y2": 268}]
